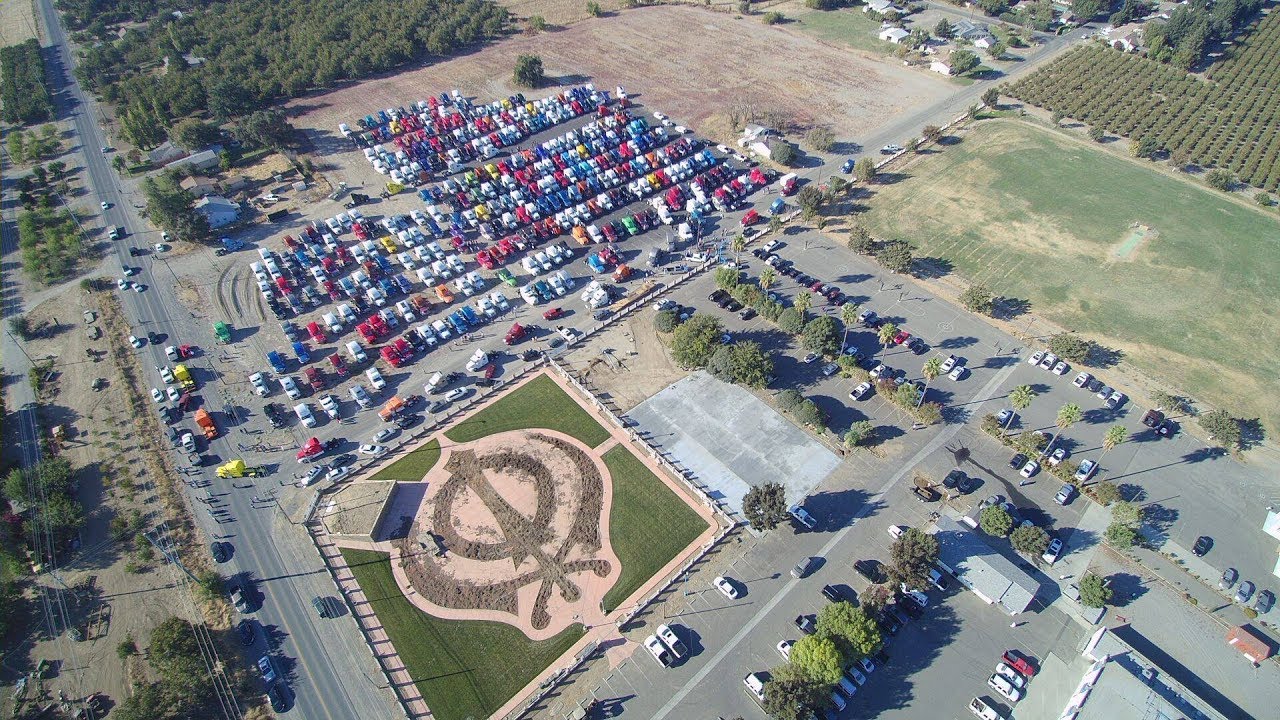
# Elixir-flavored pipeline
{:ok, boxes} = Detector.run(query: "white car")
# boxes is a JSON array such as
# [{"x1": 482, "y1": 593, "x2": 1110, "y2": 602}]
[
  {"x1": 1052, "y1": 360, "x2": 1069, "y2": 375},
  {"x1": 900, "y1": 583, "x2": 929, "y2": 608},
  {"x1": 159, "y1": 366, "x2": 175, "y2": 384},
  {"x1": 118, "y1": 278, "x2": 131, "y2": 291},
  {"x1": 1047, "y1": 447, "x2": 1068, "y2": 467},
  {"x1": 849, "y1": 381, "x2": 872, "y2": 400},
  {"x1": 280, "y1": 376, "x2": 301, "y2": 399},
  {"x1": 358, "y1": 444, "x2": 387, "y2": 458},
  {"x1": 327, "y1": 465, "x2": 353, "y2": 483},
  {"x1": 371, "y1": 428, "x2": 398, "y2": 444},
  {"x1": 802, "y1": 352, "x2": 820, "y2": 364},
  {"x1": 887, "y1": 524, "x2": 908, "y2": 539},
  {"x1": 129, "y1": 335, "x2": 144, "y2": 348},
  {"x1": 444, "y1": 387, "x2": 469, "y2": 403},
  {"x1": 948, "y1": 365, "x2": 967, "y2": 381},
  {"x1": 294, "y1": 402, "x2": 317, "y2": 428},
  {"x1": 1027, "y1": 350, "x2": 1045, "y2": 366},
  {"x1": 1073, "y1": 371, "x2": 1092, "y2": 388},
  {"x1": 655, "y1": 623, "x2": 687, "y2": 660},
  {"x1": 939, "y1": 355, "x2": 957, "y2": 373},
  {"x1": 713, "y1": 575, "x2": 740, "y2": 599},
  {"x1": 994, "y1": 662, "x2": 1027, "y2": 689},
  {"x1": 166, "y1": 387, "x2": 180, "y2": 402},
  {"x1": 776, "y1": 639, "x2": 794, "y2": 660},
  {"x1": 150, "y1": 388, "x2": 163, "y2": 403},
  {"x1": 1042, "y1": 537, "x2": 1064, "y2": 564},
  {"x1": 881, "y1": 144, "x2": 904, "y2": 154},
  {"x1": 987, "y1": 673, "x2": 1024, "y2": 703},
  {"x1": 1019, "y1": 459, "x2": 1040, "y2": 478},
  {"x1": 821, "y1": 362, "x2": 839, "y2": 377},
  {"x1": 100, "y1": 201, "x2": 110, "y2": 210},
  {"x1": 643, "y1": 635, "x2": 672, "y2": 667}
]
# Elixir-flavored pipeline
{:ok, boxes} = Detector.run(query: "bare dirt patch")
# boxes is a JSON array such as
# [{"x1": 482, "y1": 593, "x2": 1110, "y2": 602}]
[
  {"x1": 289, "y1": 5, "x2": 948, "y2": 171},
  {"x1": 567, "y1": 311, "x2": 687, "y2": 412},
  {"x1": 0, "y1": 0, "x2": 40, "y2": 46},
  {"x1": 389, "y1": 430, "x2": 618, "y2": 638}
]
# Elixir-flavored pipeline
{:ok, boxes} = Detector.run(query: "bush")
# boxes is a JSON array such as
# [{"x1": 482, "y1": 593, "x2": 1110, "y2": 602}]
[
  {"x1": 1204, "y1": 168, "x2": 1234, "y2": 192},
  {"x1": 778, "y1": 307, "x2": 806, "y2": 334},
  {"x1": 1079, "y1": 572, "x2": 1112, "y2": 608},
  {"x1": 1091, "y1": 481, "x2": 1120, "y2": 505},
  {"x1": 770, "y1": 139, "x2": 797, "y2": 166},
  {"x1": 848, "y1": 225, "x2": 876, "y2": 254},
  {"x1": 513, "y1": 54, "x2": 545, "y2": 88},
  {"x1": 875, "y1": 239, "x2": 914, "y2": 274},
  {"x1": 762, "y1": 11, "x2": 784, "y2": 24},
  {"x1": 8, "y1": 315, "x2": 33, "y2": 341},
  {"x1": 979, "y1": 506, "x2": 1013, "y2": 537},
  {"x1": 587, "y1": 1, "x2": 602, "y2": 16},
  {"x1": 1254, "y1": 191, "x2": 1273, "y2": 207},
  {"x1": 794, "y1": 399, "x2": 827, "y2": 429},
  {"x1": 805, "y1": 127, "x2": 835, "y2": 152},
  {"x1": 1048, "y1": 333, "x2": 1092, "y2": 363},
  {"x1": 117, "y1": 635, "x2": 138, "y2": 659},
  {"x1": 527, "y1": 15, "x2": 547, "y2": 31},
  {"x1": 1088, "y1": 125, "x2": 1105, "y2": 142},
  {"x1": 853, "y1": 157, "x2": 877, "y2": 183},
  {"x1": 714, "y1": 266, "x2": 742, "y2": 289},
  {"x1": 1198, "y1": 408, "x2": 1241, "y2": 449},
  {"x1": 1105, "y1": 521, "x2": 1138, "y2": 548},
  {"x1": 805, "y1": 0, "x2": 841, "y2": 8},
  {"x1": 777, "y1": 389, "x2": 804, "y2": 412},
  {"x1": 1130, "y1": 135, "x2": 1159, "y2": 159},
  {"x1": 654, "y1": 310, "x2": 678, "y2": 333}
]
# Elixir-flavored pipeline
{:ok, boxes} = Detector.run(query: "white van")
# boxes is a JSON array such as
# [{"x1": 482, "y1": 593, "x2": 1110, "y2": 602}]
[
  {"x1": 337, "y1": 303, "x2": 357, "y2": 324},
  {"x1": 294, "y1": 403, "x2": 317, "y2": 428},
  {"x1": 281, "y1": 376, "x2": 302, "y2": 400}
]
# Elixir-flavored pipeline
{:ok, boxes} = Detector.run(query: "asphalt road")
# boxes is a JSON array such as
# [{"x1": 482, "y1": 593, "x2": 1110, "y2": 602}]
[{"x1": 27, "y1": 0, "x2": 400, "y2": 716}]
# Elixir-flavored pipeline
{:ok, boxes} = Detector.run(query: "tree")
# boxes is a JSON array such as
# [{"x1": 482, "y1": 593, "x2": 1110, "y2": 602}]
[
  {"x1": 802, "y1": 316, "x2": 840, "y2": 357},
  {"x1": 527, "y1": 15, "x2": 547, "y2": 31},
  {"x1": 777, "y1": 389, "x2": 804, "y2": 412},
  {"x1": 796, "y1": 185, "x2": 824, "y2": 218},
  {"x1": 1010, "y1": 525, "x2": 1049, "y2": 556},
  {"x1": 1072, "y1": 0, "x2": 1105, "y2": 19},
  {"x1": 148, "y1": 616, "x2": 217, "y2": 705},
  {"x1": 791, "y1": 635, "x2": 843, "y2": 685},
  {"x1": 654, "y1": 310, "x2": 678, "y2": 333},
  {"x1": 853, "y1": 157, "x2": 877, "y2": 183},
  {"x1": 743, "y1": 482, "x2": 790, "y2": 530},
  {"x1": 1101, "y1": 424, "x2": 1127, "y2": 460},
  {"x1": 1050, "y1": 109, "x2": 1065, "y2": 125},
  {"x1": 981, "y1": 87, "x2": 999, "y2": 107},
  {"x1": 794, "y1": 400, "x2": 827, "y2": 429},
  {"x1": 959, "y1": 284, "x2": 994, "y2": 315},
  {"x1": 1048, "y1": 333, "x2": 1092, "y2": 363},
  {"x1": 839, "y1": 302, "x2": 860, "y2": 350},
  {"x1": 169, "y1": 118, "x2": 221, "y2": 150},
  {"x1": 235, "y1": 109, "x2": 295, "y2": 150},
  {"x1": 877, "y1": 322, "x2": 898, "y2": 361},
  {"x1": 778, "y1": 307, "x2": 806, "y2": 334},
  {"x1": 1047, "y1": 403, "x2": 1083, "y2": 457},
  {"x1": 206, "y1": 77, "x2": 253, "y2": 121},
  {"x1": 916, "y1": 401, "x2": 942, "y2": 425},
  {"x1": 905, "y1": 137, "x2": 920, "y2": 154},
  {"x1": 951, "y1": 49, "x2": 980, "y2": 75},
  {"x1": 805, "y1": 127, "x2": 834, "y2": 153},
  {"x1": 1204, "y1": 168, "x2": 1234, "y2": 192},
  {"x1": 587, "y1": 1, "x2": 602, "y2": 16},
  {"x1": 844, "y1": 421, "x2": 874, "y2": 448},
  {"x1": 1078, "y1": 572, "x2": 1112, "y2": 608},
  {"x1": 921, "y1": 125, "x2": 943, "y2": 143},
  {"x1": 1110, "y1": 500, "x2": 1143, "y2": 529},
  {"x1": 715, "y1": 266, "x2": 742, "y2": 290},
  {"x1": 761, "y1": 11, "x2": 785, "y2": 25},
  {"x1": 889, "y1": 528, "x2": 938, "y2": 591},
  {"x1": 980, "y1": 506, "x2": 1014, "y2": 537},
  {"x1": 513, "y1": 54, "x2": 545, "y2": 88},
  {"x1": 921, "y1": 357, "x2": 943, "y2": 406},
  {"x1": 1151, "y1": 390, "x2": 1186, "y2": 415},
  {"x1": 709, "y1": 341, "x2": 774, "y2": 388},
  {"x1": 768, "y1": 215, "x2": 783, "y2": 234},
  {"x1": 1105, "y1": 522, "x2": 1139, "y2": 548},
  {"x1": 848, "y1": 225, "x2": 875, "y2": 254},
  {"x1": 1198, "y1": 409, "x2": 1240, "y2": 449},
  {"x1": 816, "y1": 601, "x2": 882, "y2": 660},
  {"x1": 141, "y1": 171, "x2": 210, "y2": 242},
  {"x1": 987, "y1": 41, "x2": 1007, "y2": 59},
  {"x1": 1130, "y1": 134, "x2": 1159, "y2": 159},
  {"x1": 770, "y1": 140, "x2": 797, "y2": 166},
  {"x1": 759, "y1": 267, "x2": 777, "y2": 293},
  {"x1": 1088, "y1": 125, "x2": 1105, "y2": 142},
  {"x1": 763, "y1": 665, "x2": 826, "y2": 720},
  {"x1": 731, "y1": 234, "x2": 746, "y2": 262},
  {"x1": 875, "y1": 239, "x2": 913, "y2": 273},
  {"x1": 671, "y1": 315, "x2": 725, "y2": 368},
  {"x1": 1092, "y1": 481, "x2": 1120, "y2": 505},
  {"x1": 935, "y1": 18, "x2": 954, "y2": 37}
]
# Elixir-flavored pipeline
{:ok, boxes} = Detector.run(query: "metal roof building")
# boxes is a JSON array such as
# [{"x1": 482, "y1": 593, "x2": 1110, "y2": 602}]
[{"x1": 931, "y1": 515, "x2": 1040, "y2": 614}]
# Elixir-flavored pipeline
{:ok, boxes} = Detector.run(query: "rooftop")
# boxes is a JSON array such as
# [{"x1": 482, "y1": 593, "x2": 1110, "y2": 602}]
[
  {"x1": 1069, "y1": 627, "x2": 1231, "y2": 720},
  {"x1": 931, "y1": 515, "x2": 1040, "y2": 614}
]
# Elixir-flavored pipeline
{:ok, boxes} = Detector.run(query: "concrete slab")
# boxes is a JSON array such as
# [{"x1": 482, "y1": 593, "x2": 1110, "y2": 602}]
[{"x1": 627, "y1": 372, "x2": 840, "y2": 517}]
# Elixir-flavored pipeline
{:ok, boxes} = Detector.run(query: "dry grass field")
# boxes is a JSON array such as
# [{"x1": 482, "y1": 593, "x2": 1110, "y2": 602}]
[{"x1": 0, "y1": 0, "x2": 40, "y2": 47}]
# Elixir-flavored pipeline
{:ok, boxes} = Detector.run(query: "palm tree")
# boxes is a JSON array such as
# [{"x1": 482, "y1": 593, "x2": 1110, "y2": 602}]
[
  {"x1": 795, "y1": 291, "x2": 813, "y2": 318},
  {"x1": 877, "y1": 322, "x2": 898, "y2": 361},
  {"x1": 759, "y1": 267, "x2": 776, "y2": 294},
  {"x1": 1008, "y1": 384, "x2": 1036, "y2": 432},
  {"x1": 839, "y1": 302, "x2": 861, "y2": 352},
  {"x1": 1101, "y1": 424, "x2": 1127, "y2": 461},
  {"x1": 731, "y1": 234, "x2": 746, "y2": 263},
  {"x1": 920, "y1": 356, "x2": 943, "y2": 407},
  {"x1": 1046, "y1": 403, "x2": 1083, "y2": 457}
]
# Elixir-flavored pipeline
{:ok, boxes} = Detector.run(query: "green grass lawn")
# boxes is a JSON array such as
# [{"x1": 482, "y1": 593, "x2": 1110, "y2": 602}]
[
  {"x1": 367, "y1": 439, "x2": 440, "y2": 482},
  {"x1": 444, "y1": 373, "x2": 612, "y2": 447},
  {"x1": 792, "y1": 8, "x2": 896, "y2": 55},
  {"x1": 862, "y1": 119, "x2": 1280, "y2": 435},
  {"x1": 601, "y1": 446, "x2": 710, "y2": 613},
  {"x1": 341, "y1": 548, "x2": 584, "y2": 720}
]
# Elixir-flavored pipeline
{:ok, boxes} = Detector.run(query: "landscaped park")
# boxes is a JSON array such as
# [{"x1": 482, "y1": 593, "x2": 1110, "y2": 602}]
[
  {"x1": 861, "y1": 119, "x2": 1280, "y2": 435},
  {"x1": 340, "y1": 372, "x2": 713, "y2": 720}
]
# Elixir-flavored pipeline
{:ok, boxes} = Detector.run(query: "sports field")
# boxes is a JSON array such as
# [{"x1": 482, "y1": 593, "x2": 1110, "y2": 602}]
[
  {"x1": 862, "y1": 120, "x2": 1280, "y2": 434},
  {"x1": 341, "y1": 548, "x2": 584, "y2": 720},
  {"x1": 444, "y1": 373, "x2": 612, "y2": 447}
]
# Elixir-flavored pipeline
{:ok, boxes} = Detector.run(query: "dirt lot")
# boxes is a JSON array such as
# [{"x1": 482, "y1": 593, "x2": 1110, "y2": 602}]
[
  {"x1": 0, "y1": 0, "x2": 40, "y2": 47},
  {"x1": 1, "y1": 285, "x2": 230, "y2": 717},
  {"x1": 566, "y1": 311, "x2": 686, "y2": 412},
  {"x1": 290, "y1": 5, "x2": 948, "y2": 182}
]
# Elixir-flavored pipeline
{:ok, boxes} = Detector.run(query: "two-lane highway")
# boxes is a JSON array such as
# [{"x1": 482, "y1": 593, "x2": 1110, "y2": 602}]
[{"x1": 31, "y1": 0, "x2": 400, "y2": 716}]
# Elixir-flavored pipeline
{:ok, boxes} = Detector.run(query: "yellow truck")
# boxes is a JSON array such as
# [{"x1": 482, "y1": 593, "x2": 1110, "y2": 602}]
[
  {"x1": 173, "y1": 364, "x2": 196, "y2": 389},
  {"x1": 216, "y1": 460, "x2": 265, "y2": 479}
]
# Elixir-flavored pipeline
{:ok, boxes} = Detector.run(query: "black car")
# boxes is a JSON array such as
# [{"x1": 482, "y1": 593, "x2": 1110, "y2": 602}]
[
  {"x1": 128, "y1": 247, "x2": 142, "y2": 256},
  {"x1": 521, "y1": 349, "x2": 540, "y2": 361},
  {"x1": 1085, "y1": 378, "x2": 1104, "y2": 393},
  {"x1": 877, "y1": 610, "x2": 901, "y2": 636},
  {"x1": 322, "y1": 437, "x2": 343, "y2": 451},
  {"x1": 1009, "y1": 452, "x2": 1028, "y2": 470},
  {"x1": 795, "y1": 614, "x2": 817, "y2": 635},
  {"x1": 1255, "y1": 590, "x2": 1275, "y2": 614},
  {"x1": 709, "y1": 289, "x2": 729, "y2": 303},
  {"x1": 724, "y1": 300, "x2": 743, "y2": 312},
  {"x1": 908, "y1": 337, "x2": 928, "y2": 355},
  {"x1": 821, "y1": 584, "x2": 854, "y2": 604},
  {"x1": 211, "y1": 541, "x2": 231, "y2": 563},
  {"x1": 1156, "y1": 419, "x2": 1177, "y2": 437},
  {"x1": 394, "y1": 413, "x2": 422, "y2": 429},
  {"x1": 943, "y1": 468, "x2": 966, "y2": 488},
  {"x1": 740, "y1": 308, "x2": 756, "y2": 321},
  {"x1": 956, "y1": 475, "x2": 978, "y2": 494},
  {"x1": 752, "y1": 248, "x2": 768, "y2": 259},
  {"x1": 854, "y1": 559, "x2": 887, "y2": 584},
  {"x1": 237, "y1": 619, "x2": 257, "y2": 646},
  {"x1": 1192, "y1": 536, "x2": 1213, "y2": 556},
  {"x1": 266, "y1": 684, "x2": 289, "y2": 712},
  {"x1": 331, "y1": 453, "x2": 356, "y2": 468}
]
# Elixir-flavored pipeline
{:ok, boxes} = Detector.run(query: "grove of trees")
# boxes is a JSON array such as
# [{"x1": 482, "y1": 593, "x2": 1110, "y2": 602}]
[
  {"x1": 1007, "y1": 18, "x2": 1280, "y2": 191},
  {"x1": 67, "y1": 0, "x2": 510, "y2": 147},
  {"x1": 1, "y1": 40, "x2": 54, "y2": 124},
  {"x1": 17, "y1": 209, "x2": 85, "y2": 284}
]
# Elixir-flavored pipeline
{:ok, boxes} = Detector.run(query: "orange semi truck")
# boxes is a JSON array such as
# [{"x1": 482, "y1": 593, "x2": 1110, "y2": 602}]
[{"x1": 194, "y1": 408, "x2": 218, "y2": 439}]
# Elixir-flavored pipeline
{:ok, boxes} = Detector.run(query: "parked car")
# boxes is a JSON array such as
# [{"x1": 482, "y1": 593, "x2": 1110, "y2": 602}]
[
  {"x1": 1054, "y1": 483, "x2": 1076, "y2": 505},
  {"x1": 1042, "y1": 537, "x2": 1064, "y2": 564},
  {"x1": 1235, "y1": 580, "x2": 1255, "y2": 604},
  {"x1": 1219, "y1": 567, "x2": 1238, "y2": 590},
  {"x1": 714, "y1": 576, "x2": 740, "y2": 599}
]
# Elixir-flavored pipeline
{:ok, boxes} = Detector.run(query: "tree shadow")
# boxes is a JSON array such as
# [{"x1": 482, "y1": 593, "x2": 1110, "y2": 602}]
[
  {"x1": 1105, "y1": 571, "x2": 1149, "y2": 607},
  {"x1": 936, "y1": 136, "x2": 963, "y2": 147},
  {"x1": 1086, "y1": 343, "x2": 1124, "y2": 369},
  {"x1": 935, "y1": 336, "x2": 978, "y2": 350},
  {"x1": 1238, "y1": 418, "x2": 1266, "y2": 451},
  {"x1": 829, "y1": 140, "x2": 863, "y2": 155},
  {"x1": 1140, "y1": 503, "x2": 1178, "y2": 546},
  {"x1": 912, "y1": 256, "x2": 953, "y2": 279},
  {"x1": 993, "y1": 297, "x2": 1031, "y2": 320}
]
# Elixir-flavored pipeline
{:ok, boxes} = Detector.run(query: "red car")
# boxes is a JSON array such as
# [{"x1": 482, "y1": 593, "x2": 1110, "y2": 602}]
[
  {"x1": 484, "y1": 363, "x2": 497, "y2": 379},
  {"x1": 740, "y1": 209, "x2": 760, "y2": 227},
  {"x1": 504, "y1": 322, "x2": 526, "y2": 345},
  {"x1": 1002, "y1": 651, "x2": 1037, "y2": 677},
  {"x1": 476, "y1": 249, "x2": 496, "y2": 269},
  {"x1": 893, "y1": 330, "x2": 911, "y2": 345},
  {"x1": 328, "y1": 353, "x2": 348, "y2": 377},
  {"x1": 543, "y1": 307, "x2": 564, "y2": 320},
  {"x1": 810, "y1": 280, "x2": 825, "y2": 293}
]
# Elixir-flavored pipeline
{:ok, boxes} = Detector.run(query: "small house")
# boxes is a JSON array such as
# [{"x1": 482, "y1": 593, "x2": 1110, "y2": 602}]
[
  {"x1": 973, "y1": 35, "x2": 996, "y2": 50},
  {"x1": 1105, "y1": 22, "x2": 1145, "y2": 51},
  {"x1": 194, "y1": 195, "x2": 241, "y2": 229},
  {"x1": 165, "y1": 148, "x2": 220, "y2": 173},
  {"x1": 864, "y1": 0, "x2": 895, "y2": 12},
  {"x1": 930, "y1": 55, "x2": 954, "y2": 76},
  {"x1": 148, "y1": 141, "x2": 187, "y2": 166},
  {"x1": 179, "y1": 175, "x2": 220, "y2": 198},
  {"x1": 880, "y1": 27, "x2": 911, "y2": 44}
]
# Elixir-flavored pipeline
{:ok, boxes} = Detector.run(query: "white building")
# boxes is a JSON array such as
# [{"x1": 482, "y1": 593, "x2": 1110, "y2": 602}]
[
  {"x1": 194, "y1": 195, "x2": 240, "y2": 229},
  {"x1": 879, "y1": 27, "x2": 911, "y2": 44}
]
